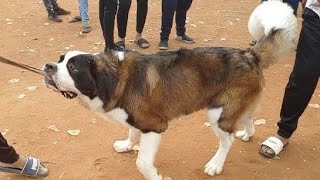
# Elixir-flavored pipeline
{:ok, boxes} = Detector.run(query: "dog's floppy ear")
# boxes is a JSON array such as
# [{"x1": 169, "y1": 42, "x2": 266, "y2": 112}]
[
  {"x1": 91, "y1": 57, "x2": 118, "y2": 103},
  {"x1": 58, "y1": 54, "x2": 65, "y2": 63}
]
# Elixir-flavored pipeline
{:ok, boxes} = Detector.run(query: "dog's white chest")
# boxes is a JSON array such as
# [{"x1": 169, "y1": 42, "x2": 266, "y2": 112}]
[{"x1": 79, "y1": 96, "x2": 131, "y2": 127}]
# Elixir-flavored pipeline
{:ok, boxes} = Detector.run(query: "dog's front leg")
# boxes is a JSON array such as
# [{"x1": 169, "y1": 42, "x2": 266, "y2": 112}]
[
  {"x1": 136, "y1": 132, "x2": 162, "y2": 180},
  {"x1": 113, "y1": 128, "x2": 141, "y2": 153}
]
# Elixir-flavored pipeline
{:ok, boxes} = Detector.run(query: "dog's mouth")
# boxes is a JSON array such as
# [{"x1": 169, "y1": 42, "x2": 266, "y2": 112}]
[{"x1": 44, "y1": 76, "x2": 77, "y2": 99}]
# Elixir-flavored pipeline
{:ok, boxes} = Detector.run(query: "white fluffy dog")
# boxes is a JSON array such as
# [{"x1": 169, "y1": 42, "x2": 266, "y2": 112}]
[{"x1": 248, "y1": 0, "x2": 298, "y2": 50}]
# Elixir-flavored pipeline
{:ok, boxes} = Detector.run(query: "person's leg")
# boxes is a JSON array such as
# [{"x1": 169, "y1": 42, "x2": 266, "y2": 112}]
[
  {"x1": 99, "y1": 0, "x2": 106, "y2": 37},
  {"x1": 100, "y1": 0, "x2": 118, "y2": 51},
  {"x1": 135, "y1": 0, "x2": 149, "y2": 48},
  {"x1": 43, "y1": 0, "x2": 54, "y2": 12},
  {"x1": 51, "y1": 0, "x2": 70, "y2": 15},
  {"x1": 277, "y1": 9, "x2": 320, "y2": 139},
  {"x1": 158, "y1": 0, "x2": 177, "y2": 49},
  {"x1": 160, "y1": 0, "x2": 177, "y2": 41},
  {"x1": 175, "y1": 0, "x2": 192, "y2": 37},
  {"x1": 51, "y1": 0, "x2": 58, "y2": 9},
  {"x1": 0, "y1": 133, "x2": 48, "y2": 176},
  {"x1": 117, "y1": 0, "x2": 132, "y2": 46},
  {"x1": 260, "y1": 8, "x2": 320, "y2": 157},
  {"x1": 0, "y1": 133, "x2": 19, "y2": 164},
  {"x1": 175, "y1": 0, "x2": 194, "y2": 43},
  {"x1": 136, "y1": 0, "x2": 148, "y2": 34},
  {"x1": 78, "y1": 0, "x2": 91, "y2": 33}
]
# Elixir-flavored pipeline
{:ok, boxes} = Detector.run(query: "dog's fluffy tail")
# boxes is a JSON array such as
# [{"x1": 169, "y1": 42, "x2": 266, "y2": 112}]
[{"x1": 248, "y1": 0, "x2": 298, "y2": 69}]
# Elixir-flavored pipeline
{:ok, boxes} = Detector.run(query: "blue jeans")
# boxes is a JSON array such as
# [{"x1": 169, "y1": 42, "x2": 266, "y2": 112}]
[{"x1": 78, "y1": 0, "x2": 89, "y2": 26}]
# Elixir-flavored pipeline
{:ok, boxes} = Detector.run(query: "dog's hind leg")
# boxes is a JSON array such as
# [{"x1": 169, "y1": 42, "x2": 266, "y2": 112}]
[
  {"x1": 235, "y1": 113, "x2": 255, "y2": 142},
  {"x1": 113, "y1": 128, "x2": 141, "y2": 153},
  {"x1": 204, "y1": 107, "x2": 234, "y2": 176},
  {"x1": 136, "y1": 132, "x2": 162, "y2": 180},
  {"x1": 235, "y1": 94, "x2": 261, "y2": 142}
]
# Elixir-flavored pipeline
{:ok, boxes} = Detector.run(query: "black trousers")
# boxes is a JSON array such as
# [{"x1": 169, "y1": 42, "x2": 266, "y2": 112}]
[
  {"x1": 277, "y1": 8, "x2": 320, "y2": 138},
  {"x1": 99, "y1": 0, "x2": 148, "y2": 49},
  {"x1": 117, "y1": 0, "x2": 148, "y2": 38},
  {"x1": 99, "y1": 0, "x2": 118, "y2": 49},
  {"x1": 0, "y1": 133, "x2": 19, "y2": 164},
  {"x1": 43, "y1": 0, "x2": 59, "y2": 12},
  {"x1": 160, "y1": 0, "x2": 193, "y2": 41}
]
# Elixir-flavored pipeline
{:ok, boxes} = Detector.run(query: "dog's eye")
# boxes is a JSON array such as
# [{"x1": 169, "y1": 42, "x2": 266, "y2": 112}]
[{"x1": 68, "y1": 63, "x2": 78, "y2": 73}]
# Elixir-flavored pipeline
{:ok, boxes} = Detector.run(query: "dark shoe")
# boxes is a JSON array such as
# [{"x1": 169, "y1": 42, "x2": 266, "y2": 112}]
[
  {"x1": 48, "y1": 13, "x2": 62, "y2": 22},
  {"x1": 158, "y1": 40, "x2": 168, "y2": 50},
  {"x1": 176, "y1": 34, "x2": 195, "y2": 44},
  {"x1": 54, "y1": 7, "x2": 71, "y2": 16},
  {"x1": 68, "y1": 16, "x2": 82, "y2": 23}
]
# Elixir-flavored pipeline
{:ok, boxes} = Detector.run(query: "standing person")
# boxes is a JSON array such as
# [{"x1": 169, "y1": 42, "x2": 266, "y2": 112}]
[
  {"x1": 158, "y1": 0, "x2": 194, "y2": 50},
  {"x1": 115, "y1": 0, "x2": 150, "y2": 49},
  {"x1": 69, "y1": 0, "x2": 91, "y2": 33},
  {"x1": 42, "y1": 0, "x2": 70, "y2": 22},
  {"x1": 0, "y1": 133, "x2": 48, "y2": 177},
  {"x1": 99, "y1": 0, "x2": 125, "y2": 52},
  {"x1": 260, "y1": 0, "x2": 320, "y2": 158}
]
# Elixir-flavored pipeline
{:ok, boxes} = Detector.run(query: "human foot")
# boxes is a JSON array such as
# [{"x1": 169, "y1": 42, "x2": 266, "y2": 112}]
[
  {"x1": 0, "y1": 156, "x2": 48, "y2": 177},
  {"x1": 260, "y1": 135, "x2": 289, "y2": 158}
]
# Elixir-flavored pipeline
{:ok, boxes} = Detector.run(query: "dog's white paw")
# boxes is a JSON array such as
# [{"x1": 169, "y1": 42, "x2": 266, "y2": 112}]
[
  {"x1": 113, "y1": 139, "x2": 134, "y2": 153},
  {"x1": 204, "y1": 158, "x2": 224, "y2": 176},
  {"x1": 235, "y1": 130, "x2": 251, "y2": 142}
]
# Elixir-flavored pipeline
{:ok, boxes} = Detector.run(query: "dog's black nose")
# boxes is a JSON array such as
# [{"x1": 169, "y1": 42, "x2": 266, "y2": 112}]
[{"x1": 44, "y1": 63, "x2": 57, "y2": 74}]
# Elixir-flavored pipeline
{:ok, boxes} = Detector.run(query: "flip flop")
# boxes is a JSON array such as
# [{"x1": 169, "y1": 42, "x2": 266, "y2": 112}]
[
  {"x1": 0, "y1": 156, "x2": 48, "y2": 177},
  {"x1": 68, "y1": 16, "x2": 81, "y2": 23},
  {"x1": 259, "y1": 137, "x2": 285, "y2": 158},
  {"x1": 82, "y1": 26, "x2": 91, "y2": 33},
  {"x1": 134, "y1": 38, "x2": 149, "y2": 49}
]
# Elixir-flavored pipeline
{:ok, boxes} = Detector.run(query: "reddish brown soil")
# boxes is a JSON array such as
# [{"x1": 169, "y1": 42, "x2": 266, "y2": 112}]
[{"x1": 1, "y1": 0, "x2": 319, "y2": 179}]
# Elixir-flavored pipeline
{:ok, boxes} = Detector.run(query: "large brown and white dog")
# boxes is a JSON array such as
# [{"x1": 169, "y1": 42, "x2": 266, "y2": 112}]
[{"x1": 43, "y1": 1, "x2": 297, "y2": 179}]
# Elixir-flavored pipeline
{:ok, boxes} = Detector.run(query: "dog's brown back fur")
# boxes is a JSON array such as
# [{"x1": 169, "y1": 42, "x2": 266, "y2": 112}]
[{"x1": 95, "y1": 47, "x2": 265, "y2": 133}]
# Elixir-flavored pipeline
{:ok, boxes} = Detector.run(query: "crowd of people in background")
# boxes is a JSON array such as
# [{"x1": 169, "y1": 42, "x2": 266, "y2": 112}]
[
  {"x1": 40, "y1": 0, "x2": 195, "y2": 50},
  {"x1": 0, "y1": 0, "x2": 319, "y2": 178}
]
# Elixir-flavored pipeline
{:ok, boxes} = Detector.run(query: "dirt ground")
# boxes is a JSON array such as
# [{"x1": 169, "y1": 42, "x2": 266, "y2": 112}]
[{"x1": 0, "y1": 0, "x2": 320, "y2": 179}]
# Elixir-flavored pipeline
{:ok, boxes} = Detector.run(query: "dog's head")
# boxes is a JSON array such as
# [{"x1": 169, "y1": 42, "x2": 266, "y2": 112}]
[{"x1": 43, "y1": 51, "x2": 118, "y2": 101}]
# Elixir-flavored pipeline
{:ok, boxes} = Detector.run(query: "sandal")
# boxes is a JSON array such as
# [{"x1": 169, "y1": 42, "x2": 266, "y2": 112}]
[
  {"x1": 259, "y1": 137, "x2": 287, "y2": 158},
  {"x1": 0, "y1": 156, "x2": 48, "y2": 177},
  {"x1": 116, "y1": 41, "x2": 126, "y2": 48},
  {"x1": 82, "y1": 26, "x2": 91, "y2": 33},
  {"x1": 68, "y1": 16, "x2": 81, "y2": 23},
  {"x1": 134, "y1": 38, "x2": 149, "y2": 49}
]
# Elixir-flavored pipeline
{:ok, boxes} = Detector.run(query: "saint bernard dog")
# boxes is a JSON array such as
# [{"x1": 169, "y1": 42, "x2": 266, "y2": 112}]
[{"x1": 43, "y1": 1, "x2": 297, "y2": 179}]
